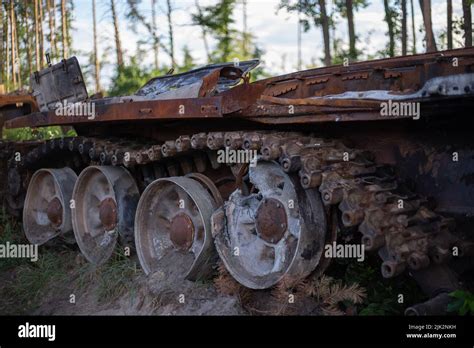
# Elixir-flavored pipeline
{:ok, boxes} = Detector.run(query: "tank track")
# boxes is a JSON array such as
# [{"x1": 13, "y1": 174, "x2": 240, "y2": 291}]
[{"x1": 7, "y1": 131, "x2": 463, "y2": 280}]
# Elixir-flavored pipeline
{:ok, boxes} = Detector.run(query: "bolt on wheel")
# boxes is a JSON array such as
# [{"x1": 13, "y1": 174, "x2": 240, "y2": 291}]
[
  {"x1": 213, "y1": 160, "x2": 327, "y2": 289},
  {"x1": 134, "y1": 176, "x2": 216, "y2": 281},
  {"x1": 72, "y1": 166, "x2": 140, "y2": 265},
  {"x1": 23, "y1": 168, "x2": 77, "y2": 245}
]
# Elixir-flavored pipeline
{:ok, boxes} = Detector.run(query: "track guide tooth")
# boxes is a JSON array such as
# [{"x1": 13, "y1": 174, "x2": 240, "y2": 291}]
[
  {"x1": 299, "y1": 170, "x2": 322, "y2": 189},
  {"x1": 135, "y1": 150, "x2": 150, "y2": 164},
  {"x1": 147, "y1": 145, "x2": 162, "y2": 161},
  {"x1": 161, "y1": 140, "x2": 177, "y2": 157},
  {"x1": 191, "y1": 133, "x2": 208, "y2": 149},
  {"x1": 243, "y1": 132, "x2": 265, "y2": 150},
  {"x1": 224, "y1": 131, "x2": 244, "y2": 149},
  {"x1": 207, "y1": 132, "x2": 225, "y2": 150},
  {"x1": 175, "y1": 136, "x2": 191, "y2": 152}
]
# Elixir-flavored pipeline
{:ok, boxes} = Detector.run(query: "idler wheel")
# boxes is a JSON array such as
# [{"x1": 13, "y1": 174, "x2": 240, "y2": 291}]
[
  {"x1": 134, "y1": 176, "x2": 216, "y2": 281},
  {"x1": 72, "y1": 166, "x2": 139, "y2": 265},
  {"x1": 23, "y1": 168, "x2": 77, "y2": 244},
  {"x1": 213, "y1": 160, "x2": 327, "y2": 289}
]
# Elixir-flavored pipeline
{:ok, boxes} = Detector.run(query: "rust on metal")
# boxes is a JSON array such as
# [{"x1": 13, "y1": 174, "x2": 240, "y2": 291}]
[
  {"x1": 5, "y1": 97, "x2": 223, "y2": 128},
  {"x1": 46, "y1": 197, "x2": 63, "y2": 228},
  {"x1": 0, "y1": 94, "x2": 39, "y2": 110},
  {"x1": 255, "y1": 198, "x2": 288, "y2": 244},
  {"x1": 170, "y1": 212, "x2": 195, "y2": 251},
  {"x1": 99, "y1": 197, "x2": 118, "y2": 231},
  {"x1": 4, "y1": 48, "x2": 474, "y2": 129}
]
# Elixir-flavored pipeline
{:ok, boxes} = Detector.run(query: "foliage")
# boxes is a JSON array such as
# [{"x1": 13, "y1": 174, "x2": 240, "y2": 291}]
[
  {"x1": 448, "y1": 290, "x2": 474, "y2": 315},
  {"x1": 192, "y1": 0, "x2": 237, "y2": 62},
  {"x1": 108, "y1": 57, "x2": 164, "y2": 96},
  {"x1": 179, "y1": 45, "x2": 196, "y2": 73},
  {"x1": 337, "y1": 255, "x2": 425, "y2": 315},
  {"x1": 278, "y1": 0, "x2": 334, "y2": 29},
  {"x1": 0, "y1": 207, "x2": 25, "y2": 272},
  {"x1": 2, "y1": 126, "x2": 74, "y2": 141}
]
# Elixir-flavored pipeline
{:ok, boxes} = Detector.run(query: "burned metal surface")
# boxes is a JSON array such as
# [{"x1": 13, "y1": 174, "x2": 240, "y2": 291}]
[
  {"x1": 6, "y1": 48, "x2": 474, "y2": 130},
  {"x1": 0, "y1": 93, "x2": 38, "y2": 110},
  {"x1": 71, "y1": 165, "x2": 139, "y2": 265},
  {"x1": 5, "y1": 97, "x2": 224, "y2": 128},
  {"x1": 30, "y1": 57, "x2": 88, "y2": 112},
  {"x1": 213, "y1": 160, "x2": 327, "y2": 289},
  {"x1": 136, "y1": 59, "x2": 259, "y2": 97},
  {"x1": 22, "y1": 168, "x2": 77, "y2": 245},
  {"x1": 134, "y1": 176, "x2": 217, "y2": 281}
]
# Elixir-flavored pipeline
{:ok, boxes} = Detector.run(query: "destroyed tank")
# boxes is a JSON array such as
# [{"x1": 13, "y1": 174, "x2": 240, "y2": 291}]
[{"x1": 1, "y1": 48, "x2": 474, "y2": 315}]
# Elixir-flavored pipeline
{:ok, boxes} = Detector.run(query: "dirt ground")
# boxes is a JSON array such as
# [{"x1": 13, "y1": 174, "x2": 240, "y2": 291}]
[
  {"x1": 12, "y1": 253, "x2": 246, "y2": 316},
  {"x1": 0, "y1": 214, "x2": 427, "y2": 316}
]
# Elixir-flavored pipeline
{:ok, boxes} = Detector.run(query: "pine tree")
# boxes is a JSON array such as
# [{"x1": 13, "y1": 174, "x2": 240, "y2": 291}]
[
  {"x1": 92, "y1": 0, "x2": 101, "y2": 92},
  {"x1": 166, "y1": 0, "x2": 175, "y2": 67},
  {"x1": 279, "y1": 0, "x2": 333, "y2": 66},
  {"x1": 410, "y1": 0, "x2": 417, "y2": 54},
  {"x1": 192, "y1": 0, "x2": 237, "y2": 62},
  {"x1": 462, "y1": 0, "x2": 472, "y2": 47},
  {"x1": 401, "y1": 0, "x2": 407, "y2": 55},
  {"x1": 447, "y1": 0, "x2": 453, "y2": 49},
  {"x1": 419, "y1": 0, "x2": 437, "y2": 52},
  {"x1": 61, "y1": 0, "x2": 68, "y2": 58},
  {"x1": 111, "y1": 0, "x2": 124, "y2": 67},
  {"x1": 383, "y1": 0, "x2": 395, "y2": 57}
]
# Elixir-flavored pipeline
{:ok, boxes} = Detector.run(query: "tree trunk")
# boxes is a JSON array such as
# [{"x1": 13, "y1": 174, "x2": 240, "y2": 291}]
[
  {"x1": 195, "y1": 0, "x2": 211, "y2": 63},
  {"x1": 462, "y1": 0, "x2": 472, "y2": 47},
  {"x1": 10, "y1": 0, "x2": 17, "y2": 89},
  {"x1": 446, "y1": 0, "x2": 453, "y2": 50},
  {"x1": 39, "y1": 0, "x2": 45, "y2": 66},
  {"x1": 47, "y1": 0, "x2": 56, "y2": 57},
  {"x1": 0, "y1": 2, "x2": 4, "y2": 85},
  {"x1": 14, "y1": 3, "x2": 21, "y2": 86},
  {"x1": 61, "y1": 0, "x2": 68, "y2": 58},
  {"x1": 5, "y1": 2, "x2": 10, "y2": 91},
  {"x1": 166, "y1": 0, "x2": 175, "y2": 67},
  {"x1": 151, "y1": 0, "x2": 159, "y2": 70},
  {"x1": 319, "y1": 0, "x2": 332, "y2": 66},
  {"x1": 346, "y1": 0, "x2": 356, "y2": 59},
  {"x1": 92, "y1": 0, "x2": 101, "y2": 92},
  {"x1": 110, "y1": 0, "x2": 123, "y2": 67},
  {"x1": 297, "y1": 6, "x2": 301, "y2": 70},
  {"x1": 24, "y1": 4, "x2": 33, "y2": 78},
  {"x1": 419, "y1": 0, "x2": 437, "y2": 52},
  {"x1": 410, "y1": 0, "x2": 416, "y2": 54},
  {"x1": 402, "y1": 0, "x2": 407, "y2": 55},
  {"x1": 242, "y1": 0, "x2": 248, "y2": 57},
  {"x1": 34, "y1": 0, "x2": 40, "y2": 70},
  {"x1": 384, "y1": 0, "x2": 395, "y2": 57}
]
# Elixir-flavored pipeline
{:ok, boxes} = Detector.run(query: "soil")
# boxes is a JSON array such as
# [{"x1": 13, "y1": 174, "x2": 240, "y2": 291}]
[{"x1": 24, "y1": 249, "x2": 246, "y2": 316}]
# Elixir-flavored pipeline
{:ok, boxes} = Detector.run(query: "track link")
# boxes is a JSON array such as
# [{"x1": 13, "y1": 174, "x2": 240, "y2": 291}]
[{"x1": 10, "y1": 131, "x2": 463, "y2": 279}]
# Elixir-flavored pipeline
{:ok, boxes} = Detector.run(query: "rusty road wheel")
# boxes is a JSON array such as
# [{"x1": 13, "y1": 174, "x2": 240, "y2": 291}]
[
  {"x1": 213, "y1": 160, "x2": 327, "y2": 289},
  {"x1": 134, "y1": 176, "x2": 217, "y2": 281},
  {"x1": 23, "y1": 168, "x2": 77, "y2": 245},
  {"x1": 72, "y1": 166, "x2": 139, "y2": 265}
]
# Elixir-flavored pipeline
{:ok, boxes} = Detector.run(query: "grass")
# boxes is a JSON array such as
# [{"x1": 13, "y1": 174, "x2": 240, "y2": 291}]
[
  {"x1": 75, "y1": 249, "x2": 142, "y2": 304},
  {"x1": 0, "y1": 206, "x2": 142, "y2": 314},
  {"x1": 0, "y1": 207, "x2": 26, "y2": 272}
]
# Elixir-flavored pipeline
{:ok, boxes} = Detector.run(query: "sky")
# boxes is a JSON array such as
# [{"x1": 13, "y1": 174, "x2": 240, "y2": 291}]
[{"x1": 69, "y1": 0, "x2": 467, "y2": 90}]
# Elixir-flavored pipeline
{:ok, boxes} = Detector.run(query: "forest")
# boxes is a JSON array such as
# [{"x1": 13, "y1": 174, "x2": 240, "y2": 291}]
[{"x1": 0, "y1": 0, "x2": 473, "y2": 96}]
